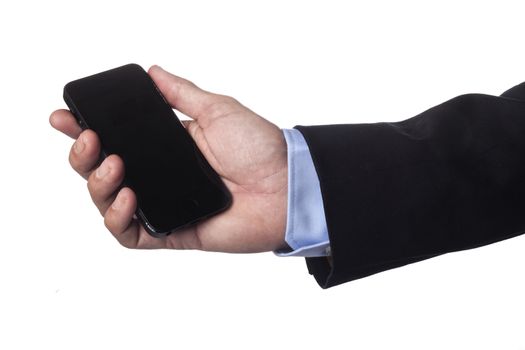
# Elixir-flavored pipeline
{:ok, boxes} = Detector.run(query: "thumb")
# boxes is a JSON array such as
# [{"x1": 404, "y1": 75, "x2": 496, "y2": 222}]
[{"x1": 148, "y1": 65, "x2": 214, "y2": 121}]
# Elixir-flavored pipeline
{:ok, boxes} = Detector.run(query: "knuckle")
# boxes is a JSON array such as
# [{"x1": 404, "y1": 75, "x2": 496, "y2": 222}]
[
  {"x1": 103, "y1": 213, "x2": 119, "y2": 237},
  {"x1": 68, "y1": 149, "x2": 76, "y2": 169},
  {"x1": 68, "y1": 144, "x2": 78, "y2": 166},
  {"x1": 203, "y1": 95, "x2": 237, "y2": 118},
  {"x1": 218, "y1": 94, "x2": 237, "y2": 105},
  {"x1": 69, "y1": 146, "x2": 90, "y2": 176},
  {"x1": 119, "y1": 239, "x2": 135, "y2": 249},
  {"x1": 86, "y1": 175, "x2": 97, "y2": 197},
  {"x1": 103, "y1": 210, "x2": 134, "y2": 249}
]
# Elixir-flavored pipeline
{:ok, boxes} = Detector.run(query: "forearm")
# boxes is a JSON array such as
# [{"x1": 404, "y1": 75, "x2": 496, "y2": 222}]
[{"x1": 298, "y1": 85, "x2": 525, "y2": 288}]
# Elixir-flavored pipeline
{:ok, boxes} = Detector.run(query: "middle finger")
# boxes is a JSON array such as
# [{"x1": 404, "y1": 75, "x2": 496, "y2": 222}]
[{"x1": 87, "y1": 154, "x2": 125, "y2": 216}]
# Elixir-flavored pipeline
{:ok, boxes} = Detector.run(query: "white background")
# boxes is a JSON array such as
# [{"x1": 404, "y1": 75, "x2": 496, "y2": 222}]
[{"x1": 1, "y1": 1, "x2": 524, "y2": 349}]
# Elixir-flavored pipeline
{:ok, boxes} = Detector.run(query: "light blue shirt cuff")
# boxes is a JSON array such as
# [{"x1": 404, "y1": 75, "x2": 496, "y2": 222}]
[{"x1": 275, "y1": 128, "x2": 330, "y2": 257}]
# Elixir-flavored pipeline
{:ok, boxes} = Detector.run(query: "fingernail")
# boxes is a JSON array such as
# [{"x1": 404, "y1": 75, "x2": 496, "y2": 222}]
[
  {"x1": 112, "y1": 191, "x2": 126, "y2": 210},
  {"x1": 74, "y1": 137, "x2": 85, "y2": 154},
  {"x1": 96, "y1": 160, "x2": 110, "y2": 179}
]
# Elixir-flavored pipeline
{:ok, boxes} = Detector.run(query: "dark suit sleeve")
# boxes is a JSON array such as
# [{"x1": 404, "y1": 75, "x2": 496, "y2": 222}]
[{"x1": 296, "y1": 82, "x2": 525, "y2": 288}]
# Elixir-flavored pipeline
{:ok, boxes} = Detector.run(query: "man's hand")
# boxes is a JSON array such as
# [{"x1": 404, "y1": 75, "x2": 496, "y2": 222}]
[{"x1": 50, "y1": 65, "x2": 288, "y2": 253}]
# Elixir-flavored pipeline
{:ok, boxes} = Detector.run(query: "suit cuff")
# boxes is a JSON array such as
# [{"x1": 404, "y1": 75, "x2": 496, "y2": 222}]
[{"x1": 274, "y1": 129, "x2": 330, "y2": 257}]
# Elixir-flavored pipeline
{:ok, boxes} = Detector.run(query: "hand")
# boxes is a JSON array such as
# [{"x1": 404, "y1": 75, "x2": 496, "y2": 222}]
[{"x1": 50, "y1": 65, "x2": 288, "y2": 253}]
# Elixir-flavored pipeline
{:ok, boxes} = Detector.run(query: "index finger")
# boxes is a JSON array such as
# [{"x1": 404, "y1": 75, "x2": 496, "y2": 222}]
[{"x1": 49, "y1": 109, "x2": 83, "y2": 139}]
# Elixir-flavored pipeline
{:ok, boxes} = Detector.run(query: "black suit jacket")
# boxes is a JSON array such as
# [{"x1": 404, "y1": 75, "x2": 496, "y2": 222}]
[{"x1": 296, "y1": 82, "x2": 525, "y2": 288}]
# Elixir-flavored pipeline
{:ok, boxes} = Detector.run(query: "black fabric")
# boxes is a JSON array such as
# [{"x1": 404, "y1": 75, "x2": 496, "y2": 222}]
[{"x1": 296, "y1": 82, "x2": 525, "y2": 288}]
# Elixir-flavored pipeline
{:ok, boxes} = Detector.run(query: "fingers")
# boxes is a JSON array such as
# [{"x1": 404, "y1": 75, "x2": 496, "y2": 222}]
[
  {"x1": 68, "y1": 129, "x2": 101, "y2": 179},
  {"x1": 51, "y1": 109, "x2": 101, "y2": 179},
  {"x1": 49, "y1": 109, "x2": 83, "y2": 139},
  {"x1": 104, "y1": 187, "x2": 172, "y2": 249},
  {"x1": 104, "y1": 187, "x2": 141, "y2": 248},
  {"x1": 88, "y1": 161, "x2": 148, "y2": 249},
  {"x1": 87, "y1": 154, "x2": 125, "y2": 215},
  {"x1": 148, "y1": 65, "x2": 216, "y2": 121}
]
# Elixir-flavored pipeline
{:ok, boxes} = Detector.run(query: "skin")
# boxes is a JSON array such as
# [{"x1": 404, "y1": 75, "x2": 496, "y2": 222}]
[{"x1": 50, "y1": 65, "x2": 288, "y2": 253}]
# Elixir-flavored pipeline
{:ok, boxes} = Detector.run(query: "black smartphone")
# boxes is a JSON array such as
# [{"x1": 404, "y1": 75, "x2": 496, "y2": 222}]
[{"x1": 63, "y1": 64, "x2": 232, "y2": 237}]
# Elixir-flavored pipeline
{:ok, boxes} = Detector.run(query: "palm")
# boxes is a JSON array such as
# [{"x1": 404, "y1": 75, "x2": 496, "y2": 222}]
[{"x1": 140, "y1": 97, "x2": 288, "y2": 252}]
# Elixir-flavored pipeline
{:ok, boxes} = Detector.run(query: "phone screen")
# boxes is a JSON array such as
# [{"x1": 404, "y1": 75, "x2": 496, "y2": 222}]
[{"x1": 63, "y1": 64, "x2": 231, "y2": 236}]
